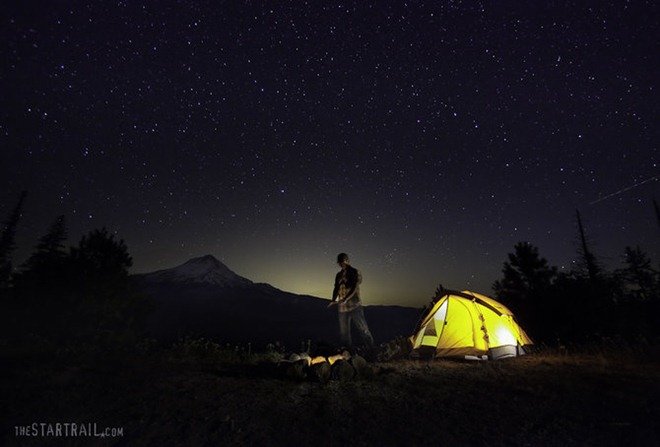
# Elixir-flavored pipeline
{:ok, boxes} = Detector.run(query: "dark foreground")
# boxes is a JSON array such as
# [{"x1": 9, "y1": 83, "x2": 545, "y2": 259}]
[{"x1": 2, "y1": 346, "x2": 659, "y2": 447}]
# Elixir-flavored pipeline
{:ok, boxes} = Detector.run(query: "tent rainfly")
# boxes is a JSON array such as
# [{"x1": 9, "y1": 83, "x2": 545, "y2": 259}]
[{"x1": 410, "y1": 290, "x2": 533, "y2": 360}]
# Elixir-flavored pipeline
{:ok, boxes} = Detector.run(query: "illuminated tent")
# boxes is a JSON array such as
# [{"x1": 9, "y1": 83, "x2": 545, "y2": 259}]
[{"x1": 410, "y1": 290, "x2": 533, "y2": 360}]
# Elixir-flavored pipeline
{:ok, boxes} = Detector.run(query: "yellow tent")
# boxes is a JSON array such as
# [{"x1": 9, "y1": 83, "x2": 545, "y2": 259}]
[{"x1": 410, "y1": 290, "x2": 533, "y2": 360}]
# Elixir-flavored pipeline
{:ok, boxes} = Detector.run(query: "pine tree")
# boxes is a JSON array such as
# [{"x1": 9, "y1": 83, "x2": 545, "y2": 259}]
[
  {"x1": 617, "y1": 246, "x2": 659, "y2": 302},
  {"x1": 69, "y1": 228, "x2": 136, "y2": 338},
  {"x1": 493, "y1": 242, "x2": 556, "y2": 306},
  {"x1": 70, "y1": 227, "x2": 132, "y2": 280},
  {"x1": 493, "y1": 242, "x2": 558, "y2": 340},
  {"x1": 44, "y1": 227, "x2": 148, "y2": 345},
  {"x1": 575, "y1": 209, "x2": 601, "y2": 282},
  {"x1": 22, "y1": 215, "x2": 67, "y2": 274},
  {"x1": 0, "y1": 191, "x2": 27, "y2": 288}
]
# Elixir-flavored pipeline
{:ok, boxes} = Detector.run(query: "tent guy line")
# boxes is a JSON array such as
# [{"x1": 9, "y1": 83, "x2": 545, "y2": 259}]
[{"x1": 589, "y1": 175, "x2": 659, "y2": 205}]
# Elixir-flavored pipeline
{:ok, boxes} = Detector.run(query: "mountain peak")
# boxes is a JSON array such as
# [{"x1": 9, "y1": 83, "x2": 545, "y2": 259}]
[
  {"x1": 184, "y1": 254, "x2": 223, "y2": 267},
  {"x1": 141, "y1": 255, "x2": 252, "y2": 287}
]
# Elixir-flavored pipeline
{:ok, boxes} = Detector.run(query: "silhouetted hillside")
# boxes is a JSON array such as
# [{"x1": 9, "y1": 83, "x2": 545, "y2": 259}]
[{"x1": 133, "y1": 255, "x2": 420, "y2": 347}]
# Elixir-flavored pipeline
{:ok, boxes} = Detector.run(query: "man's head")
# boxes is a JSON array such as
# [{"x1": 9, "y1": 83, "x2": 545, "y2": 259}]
[{"x1": 336, "y1": 253, "x2": 349, "y2": 269}]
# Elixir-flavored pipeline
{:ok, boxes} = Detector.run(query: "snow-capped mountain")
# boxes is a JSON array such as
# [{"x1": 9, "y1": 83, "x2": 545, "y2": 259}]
[{"x1": 139, "y1": 255, "x2": 253, "y2": 287}]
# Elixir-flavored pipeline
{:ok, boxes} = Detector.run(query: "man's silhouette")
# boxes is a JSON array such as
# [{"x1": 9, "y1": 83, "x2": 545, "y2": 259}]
[{"x1": 328, "y1": 253, "x2": 374, "y2": 347}]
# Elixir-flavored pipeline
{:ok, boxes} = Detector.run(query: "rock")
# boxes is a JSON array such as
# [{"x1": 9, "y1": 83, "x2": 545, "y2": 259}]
[
  {"x1": 350, "y1": 354, "x2": 367, "y2": 369},
  {"x1": 330, "y1": 359, "x2": 355, "y2": 381},
  {"x1": 350, "y1": 354, "x2": 373, "y2": 379},
  {"x1": 284, "y1": 359, "x2": 307, "y2": 381},
  {"x1": 310, "y1": 361, "x2": 331, "y2": 384}
]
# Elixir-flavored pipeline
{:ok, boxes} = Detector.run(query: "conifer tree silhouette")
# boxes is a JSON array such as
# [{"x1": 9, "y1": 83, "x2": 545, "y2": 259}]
[
  {"x1": 492, "y1": 242, "x2": 556, "y2": 308},
  {"x1": 22, "y1": 215, "x2": 67, "y2": 274},
  {"x1": 575, "y1": 209, "x2": 601, "y2": 282},
  {"x1": 0, "y1": 191, "x2": 27, "y2": 289}
]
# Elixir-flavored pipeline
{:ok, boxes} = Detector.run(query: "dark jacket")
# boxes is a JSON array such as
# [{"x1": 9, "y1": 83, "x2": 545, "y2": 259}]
[{"x1": 332, "y1": 265, "x2": 360, "y2": 302}]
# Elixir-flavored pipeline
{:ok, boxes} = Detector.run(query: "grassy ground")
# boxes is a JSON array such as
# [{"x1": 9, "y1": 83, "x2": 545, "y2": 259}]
[{"x1": 2, "y1": 345, "x2": 659, "y2": 446}]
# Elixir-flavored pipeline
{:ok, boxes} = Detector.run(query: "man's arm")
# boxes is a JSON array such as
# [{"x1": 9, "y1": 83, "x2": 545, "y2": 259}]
[
  {"x1": 328, "y1": 275, "x2": 340, "y2": 308},
  {"x1": 331, "y1": 272, "x2": 340, "y2": 302}
]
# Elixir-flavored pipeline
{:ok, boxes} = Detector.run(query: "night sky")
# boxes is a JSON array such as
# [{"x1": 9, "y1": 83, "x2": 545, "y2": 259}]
[{"x1": 2, "y1": 1, "x2": 657, "y2": 307}]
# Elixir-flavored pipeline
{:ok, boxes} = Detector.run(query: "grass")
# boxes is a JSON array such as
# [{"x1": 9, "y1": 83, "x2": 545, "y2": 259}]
[{"x1": 1, "y1": 341, "x2": 659, "y2": 446}]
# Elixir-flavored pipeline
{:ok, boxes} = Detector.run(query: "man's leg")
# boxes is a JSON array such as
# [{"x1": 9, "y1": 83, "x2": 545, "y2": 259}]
[
  {"x1": 338, "y1": 311, "x2": 352, "y2": 347},
  {"x1": 351, "y1": 307, "x2": 374, "y2": 346}
]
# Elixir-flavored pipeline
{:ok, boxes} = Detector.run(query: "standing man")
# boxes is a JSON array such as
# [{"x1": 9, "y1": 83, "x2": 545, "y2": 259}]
[{"x1": 328, "y1": 253, "x2": 374, "y2": 347}]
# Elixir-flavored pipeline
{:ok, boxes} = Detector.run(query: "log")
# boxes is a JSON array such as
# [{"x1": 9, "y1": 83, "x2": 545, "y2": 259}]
[{"x1": 330, "y1": 359, "x2": 355, "y2": 381}]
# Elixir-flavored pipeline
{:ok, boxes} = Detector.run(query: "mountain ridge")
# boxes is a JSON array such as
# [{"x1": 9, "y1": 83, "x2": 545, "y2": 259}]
[{"x1": 134, "y1": 254, "x2": 421, "y2": 345}]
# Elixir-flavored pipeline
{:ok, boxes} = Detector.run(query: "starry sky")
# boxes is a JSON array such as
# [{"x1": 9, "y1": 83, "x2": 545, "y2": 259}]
[{"x1": 2, "y1": 1, "x2": 658, "y2": 307}]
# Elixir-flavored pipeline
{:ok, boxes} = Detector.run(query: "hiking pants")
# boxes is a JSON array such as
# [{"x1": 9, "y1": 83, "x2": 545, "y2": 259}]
[{"x1": 338, "y1": 306, "x2": 374, "y2": 347}]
